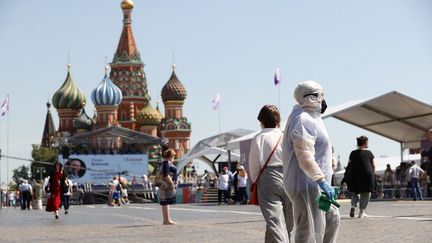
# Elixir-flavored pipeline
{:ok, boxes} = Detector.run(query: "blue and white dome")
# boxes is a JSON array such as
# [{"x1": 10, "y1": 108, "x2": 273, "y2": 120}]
[{"x1": 91, "y1": 72, "x2": 123, "y2": 106}]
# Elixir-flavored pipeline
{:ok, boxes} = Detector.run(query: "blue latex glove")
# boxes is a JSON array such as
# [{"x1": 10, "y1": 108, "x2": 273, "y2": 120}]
[{"x1": 318, "y1": 180, "x2": 335, "y2": 200}]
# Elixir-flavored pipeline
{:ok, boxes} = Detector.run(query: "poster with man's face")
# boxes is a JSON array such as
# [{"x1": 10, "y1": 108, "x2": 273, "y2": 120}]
[
  {"x1": 59, "y1": 154, "x2": 148, "y2": 184},
  {"x1": 64, "y1": 158, "x2": 87, "y2": 179}
]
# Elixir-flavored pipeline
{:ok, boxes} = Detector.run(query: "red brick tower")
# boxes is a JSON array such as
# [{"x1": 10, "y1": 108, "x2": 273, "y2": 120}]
[
  {"x1": 110, "y1": 0, "x2": 150, "y2": 131},
  {"x1": 160, "y1": 64, "x2": 191, "y2": 157}
]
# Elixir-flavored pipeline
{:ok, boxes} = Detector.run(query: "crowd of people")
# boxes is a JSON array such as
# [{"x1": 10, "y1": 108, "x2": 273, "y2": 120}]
[
  {"x1": 1, "y1": 79, "x2": 431, "y2": 242},
  {"x1": 107, "y1": 176, "x2": 130, "y2": 207},
  {"x1": 0, "y1": 161, "x2": 84, "y2": 220},
  {"x1": 375, "y1": 160, "x2": 428, "y2": 200}
]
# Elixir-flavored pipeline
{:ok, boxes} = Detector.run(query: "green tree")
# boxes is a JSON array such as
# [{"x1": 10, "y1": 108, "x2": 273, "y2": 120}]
[
  {"x1": 30, "y1": 144, "x2": 57, "y2": 180},
  {"x1": 12, "y1": 165, "x2": 30, "y2": 185}
]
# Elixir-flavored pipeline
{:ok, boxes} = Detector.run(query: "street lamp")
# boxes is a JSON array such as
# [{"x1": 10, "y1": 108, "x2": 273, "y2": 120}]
[{"x1": 36, "y1": 167, "x2": 46, "y2": 181}]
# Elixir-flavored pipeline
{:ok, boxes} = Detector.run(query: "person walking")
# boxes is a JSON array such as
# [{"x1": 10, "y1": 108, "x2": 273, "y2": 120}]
[
  {"x1": 344, "y1": 136, "x2": 376, "y2": 218},
  {"x1": 249, "y1": 104, "x2": 293, "y2": 243},
  {"x1": 282, "y1": 80, "x2": 340, "y2": 242},
  {"x1": 19, "y1": 180, "x2": 33, "y2": 210},
  {"x1": 408, "y1": 161, "x2": 424, "y2": 201},
  {"x1": 63, "y1": 174, "x2": 73, "y2": 214},
  {"x1": 46, "y1": 161, "x2": 66, "y2": 219},
  {"x1": 159, "y1": 148, "x2": 178, "y2": 225}
]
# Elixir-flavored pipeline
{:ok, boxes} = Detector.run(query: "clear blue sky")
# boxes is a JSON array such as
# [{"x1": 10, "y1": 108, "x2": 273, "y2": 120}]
[{"x1": 0, "y1": 0, "x2": 431, "y2": 185}]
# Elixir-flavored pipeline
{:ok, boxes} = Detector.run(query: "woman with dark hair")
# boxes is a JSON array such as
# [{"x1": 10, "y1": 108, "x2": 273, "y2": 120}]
[
  {"x1": 46, "y1": 161, "x2": 66, "y2": 219},
  {"x1": 159, "y1": 148, "x2": 178, "y2": 225},
  {"x1": 345, "y1": 136, "x2": 375, "y2": 218},
  {"x1": 248, "y1": 105, "x2": 293, "y2": 242}
]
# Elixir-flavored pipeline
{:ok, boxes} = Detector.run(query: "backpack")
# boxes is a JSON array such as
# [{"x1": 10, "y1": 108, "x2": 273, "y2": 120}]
[
  {"x1": 63, "y1": 179, "x2": 70, "y2": 193},
  {"x1": 154, "y1": 163, "x2": 163, "y2": 187}
]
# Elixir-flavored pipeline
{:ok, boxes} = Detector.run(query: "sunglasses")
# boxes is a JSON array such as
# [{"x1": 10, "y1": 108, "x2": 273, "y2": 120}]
[{"x1": 303, "y1": 93, "x2": 319, "y2": 98}]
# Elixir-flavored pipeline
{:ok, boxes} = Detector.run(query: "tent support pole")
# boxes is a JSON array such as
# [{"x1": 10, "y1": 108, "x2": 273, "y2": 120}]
[{"x1": 400, "y1": 142, "x2": 404, "y2": 163}]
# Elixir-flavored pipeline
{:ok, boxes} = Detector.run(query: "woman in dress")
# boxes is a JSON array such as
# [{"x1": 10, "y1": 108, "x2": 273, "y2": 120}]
[
  {"x1": 46, "y1": 161, "x2": 65, "y2": 219},
  {"x1": 159, "y1": 149, "x2": 178, "y2": 225},
  {"x1": 345, "y1": 136, "x2": 375, "y2": 218}
]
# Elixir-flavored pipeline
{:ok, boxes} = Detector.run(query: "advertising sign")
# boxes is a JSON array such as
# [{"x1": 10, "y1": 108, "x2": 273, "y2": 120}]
[{"x1": 58, "y1": 154, "x2": 148, "y2": 185}]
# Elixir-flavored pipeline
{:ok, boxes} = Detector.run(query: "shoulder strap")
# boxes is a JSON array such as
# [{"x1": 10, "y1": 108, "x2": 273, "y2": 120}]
[{"x1": 254, "y1": 135, "x2": 282, "y2": 183}]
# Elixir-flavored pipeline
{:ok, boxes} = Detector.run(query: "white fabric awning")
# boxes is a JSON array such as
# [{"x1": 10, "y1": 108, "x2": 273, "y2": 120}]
[
  {"x1": 323, "y1": 91, "x2": 432, "y2": 149},
  {"x1": 176, "y1": 129, "x2": 252, "y2": 173}
]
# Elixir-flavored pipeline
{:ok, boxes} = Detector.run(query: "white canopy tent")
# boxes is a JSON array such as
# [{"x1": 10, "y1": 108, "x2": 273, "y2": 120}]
[
  {"x1": 176, "y1": 129, "x2": 253, "y2": 174},
  {"x1": 323, "y1": 91, "x2": 432, "y2": 161}
]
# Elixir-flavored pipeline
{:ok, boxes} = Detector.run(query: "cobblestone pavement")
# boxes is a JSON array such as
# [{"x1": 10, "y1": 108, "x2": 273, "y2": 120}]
[{"x1": 0, "y1": 200, "x2": 431, "y2": 243}]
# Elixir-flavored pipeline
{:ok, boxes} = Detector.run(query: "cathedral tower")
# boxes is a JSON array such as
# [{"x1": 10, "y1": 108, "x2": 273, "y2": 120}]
[
  {"x1": 41, "y1": 102, "x2": 56, "y2": 148},
  {"x1": 91, "y1": 67, "x2": 123, "y2": 129},
  {"x1": 110, "y1": 0, "x2": 150, "y2": 130},
  {"x1": 160, "y1": 64, "x2": 191, "y2": 157}
]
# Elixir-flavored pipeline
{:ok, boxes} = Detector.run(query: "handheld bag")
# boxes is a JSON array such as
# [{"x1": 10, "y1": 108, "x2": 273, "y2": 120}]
[{"x1": 249, "y1": 135, "x2": 282, "y2": 206}]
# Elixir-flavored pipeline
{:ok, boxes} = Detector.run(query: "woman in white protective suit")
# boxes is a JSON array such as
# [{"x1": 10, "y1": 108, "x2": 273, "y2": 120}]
[{"x1": 282, "y1": 80, "x2": 340, "y2": 243}]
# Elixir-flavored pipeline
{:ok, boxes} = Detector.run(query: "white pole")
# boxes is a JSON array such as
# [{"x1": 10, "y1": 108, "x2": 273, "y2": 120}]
[
  {"x1": 0, "y1": 118, "x2": 2, "y2": 188},
  {"x1": 218, "y1": 105, "x2": 221, "y2": 133},
  {"x1": 278, "y1": 84, "x2": 281, "y2": 112},
  {"x1": 6, "y1": 105, "x2": 9, "y2": 185}
]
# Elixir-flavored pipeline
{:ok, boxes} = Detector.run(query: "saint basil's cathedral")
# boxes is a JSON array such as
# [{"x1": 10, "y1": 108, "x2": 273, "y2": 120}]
[{"x1": 41, "y1": 0, "x2": 191, "y2": 164}]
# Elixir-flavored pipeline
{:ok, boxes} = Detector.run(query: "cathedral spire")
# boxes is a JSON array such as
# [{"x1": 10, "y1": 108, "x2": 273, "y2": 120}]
[
  {"x1": 114, "y1": 0, "x2": 139, "y2": 62},
  {"x1": 41, "y1": 102, "x2": 56, "y2": 148},
  {"x1": 110, "y1": 0, "x2": 150, "y2": 130}
]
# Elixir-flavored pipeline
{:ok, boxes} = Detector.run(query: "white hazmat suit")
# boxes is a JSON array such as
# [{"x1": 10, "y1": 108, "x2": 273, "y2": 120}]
[{"x1": 282, "y1": 80, "x2": 340, "y2": 243}]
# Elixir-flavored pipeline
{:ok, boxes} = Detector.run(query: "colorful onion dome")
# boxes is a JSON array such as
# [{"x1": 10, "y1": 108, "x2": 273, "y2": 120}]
[
  {"x1": 73, "y1": 107, "x2": 92, "y2": 130},
  {"x1": 91, "y1": 67, "x2": 123, "y2": 106},
  {"x1": 161, "y1": 64, "x2": 187, "y2": 101},
  {"x1": 52, "y1": 64, "x2": 86, "y2": 109},
  {"x1": 121, "y1": 0, "x2": 134, "y2": 10},
  {"x1": 136, "y1": 101, "x2": 163, "y2": 126}
]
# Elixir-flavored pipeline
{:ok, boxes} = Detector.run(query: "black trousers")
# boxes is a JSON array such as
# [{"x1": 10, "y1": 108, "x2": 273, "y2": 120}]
[
  {"x1": 63, "y1": 195, "x2": 71, "y2": 210},
  {"x1": 218, "y1": 189, "x2": 229, "y2": 204},
  {"x1": 21, "y1": 191, "x2": 31, "y2": 210}
]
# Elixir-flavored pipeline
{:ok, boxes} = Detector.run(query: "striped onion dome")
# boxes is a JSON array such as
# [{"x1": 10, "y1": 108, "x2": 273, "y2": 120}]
[
  {"x1": 91, "y1": 68, "x2": 123, "y2": 106},
  {"x1": 136, "y1": 101, "x2": 162, "y2": 126},
  {"x1": 52, "y1": 64, "x2": 86, "y2": 109},
  {"x1": 161, "y1": 64, "x2": 187, "y2": 101},
  {"x1": 73, "y1": 108, "x2": 93, "y2": 130}
]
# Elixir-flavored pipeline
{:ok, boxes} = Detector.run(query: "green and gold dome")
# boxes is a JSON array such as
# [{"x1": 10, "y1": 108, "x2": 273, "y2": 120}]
[
  {"x1": 52, "y1": 64, "x2": 86, "y2": 109},
  {"x1": 136, "y1": 101, "x2": 162, "y2": 126}
]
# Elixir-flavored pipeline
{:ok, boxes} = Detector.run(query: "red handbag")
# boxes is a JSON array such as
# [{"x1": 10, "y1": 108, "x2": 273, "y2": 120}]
[{"x1": 249, "y1": 136, "x2": 282, "y2": 205}]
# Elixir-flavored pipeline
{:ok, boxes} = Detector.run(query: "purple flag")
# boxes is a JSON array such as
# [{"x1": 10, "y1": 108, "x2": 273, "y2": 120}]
[
  {"x1": 274, "y1": 67, "x2": 281, "y2": 86},
  {"x1": 1, "y1": 95, "x2": 9, "y2": 116},
  {"x1": 212, "y1": 93, "x2": 221, "y2": 110}
]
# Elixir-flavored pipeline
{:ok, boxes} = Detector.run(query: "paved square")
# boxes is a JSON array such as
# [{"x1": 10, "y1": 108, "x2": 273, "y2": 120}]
[{"x1": 0, "y1": 200, "x2": 431, "y2": 242}]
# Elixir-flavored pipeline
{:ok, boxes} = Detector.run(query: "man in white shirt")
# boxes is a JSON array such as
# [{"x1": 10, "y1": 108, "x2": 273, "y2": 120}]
[
  {"x1": 408, "y1": 161, "x2": 424, "y2": 200},
  {"x1": 19, "y1": 180, "x2": 32, "y2": 210}
]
